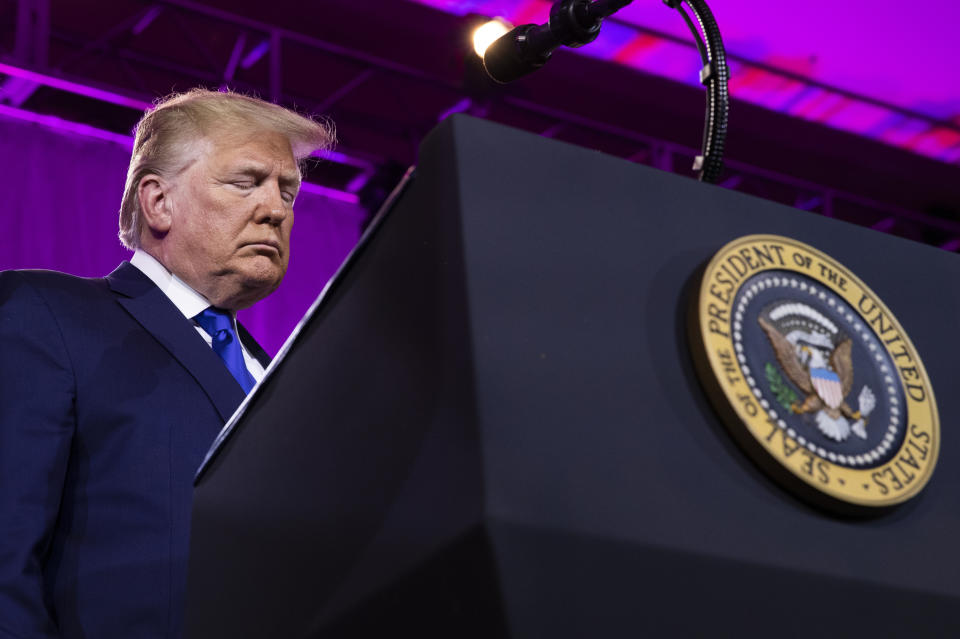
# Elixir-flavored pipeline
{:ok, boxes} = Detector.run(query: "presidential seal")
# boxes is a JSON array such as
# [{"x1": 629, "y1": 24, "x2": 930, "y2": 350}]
[{"x1": 689, "y1": 234, "x2": 939, "y2": 512}]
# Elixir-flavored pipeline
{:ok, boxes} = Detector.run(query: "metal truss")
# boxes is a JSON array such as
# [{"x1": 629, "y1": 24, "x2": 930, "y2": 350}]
[{"x1": 1, "y1": 0, "x2": 957, "y2": 249}]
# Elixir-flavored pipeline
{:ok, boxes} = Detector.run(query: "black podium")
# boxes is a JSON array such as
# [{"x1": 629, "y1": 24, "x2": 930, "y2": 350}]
[{"x1": 185, "y1": 115, "x2": 960, "y2": 637}]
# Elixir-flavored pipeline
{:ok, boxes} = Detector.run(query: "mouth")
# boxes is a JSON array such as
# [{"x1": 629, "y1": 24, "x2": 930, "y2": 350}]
[{"x1": 242, "y1": 240, "x2": 282, "y2": 255}]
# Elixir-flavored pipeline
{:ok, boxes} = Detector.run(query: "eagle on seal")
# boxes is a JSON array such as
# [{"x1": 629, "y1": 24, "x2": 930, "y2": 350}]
[{"x1": 758, "y1": 302, "x2": 875, "y2": 442}]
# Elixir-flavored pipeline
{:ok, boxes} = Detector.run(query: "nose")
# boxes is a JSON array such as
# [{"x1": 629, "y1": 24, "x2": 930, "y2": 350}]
[{"x1": 255, "y1": 181, "x2": 290, "y2": 225}]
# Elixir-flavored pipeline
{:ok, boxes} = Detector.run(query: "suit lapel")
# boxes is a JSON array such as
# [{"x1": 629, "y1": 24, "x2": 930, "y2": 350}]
[{"x1": 106, "y1": 262, "x2": 247, "y2": 423}]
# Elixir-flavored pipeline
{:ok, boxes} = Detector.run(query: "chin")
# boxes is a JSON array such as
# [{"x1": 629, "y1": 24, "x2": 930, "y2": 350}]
[
  {"x1": 245, "y1": 270, "x2": 283, "y2": 294},
  {"x1": 216, "y1": 256, "x2": 286, "y2": 308},
  {"x1": 229, "y1": 271, "x2": 280, "y2": 305},
  {"x1": 245, "y1": 255, "x2": 285, "y2": 281}
]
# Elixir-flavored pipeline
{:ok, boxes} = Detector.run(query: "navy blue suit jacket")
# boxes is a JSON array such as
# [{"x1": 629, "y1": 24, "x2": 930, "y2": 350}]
[{"x1": 0, "y1": 262, "x2": 269, "y2": 638}]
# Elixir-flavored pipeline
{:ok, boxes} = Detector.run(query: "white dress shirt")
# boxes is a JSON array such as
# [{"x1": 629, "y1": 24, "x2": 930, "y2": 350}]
[{"x1": 130, "y1": 249, "x2": 265, "y2": 382}]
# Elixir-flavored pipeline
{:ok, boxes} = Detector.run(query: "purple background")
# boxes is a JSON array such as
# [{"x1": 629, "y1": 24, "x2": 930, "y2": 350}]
[
  {"x1": 0, "y1": 114, "x2": 367, "y2": 356},
  {"x1": 414, "y1": 0, "x2": 960, "y2": 163}
]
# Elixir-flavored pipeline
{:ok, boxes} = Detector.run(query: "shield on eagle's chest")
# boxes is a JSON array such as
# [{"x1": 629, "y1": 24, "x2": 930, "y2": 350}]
[{"x1": 810, "y1": 368, "x2": 843, "y2": 409}]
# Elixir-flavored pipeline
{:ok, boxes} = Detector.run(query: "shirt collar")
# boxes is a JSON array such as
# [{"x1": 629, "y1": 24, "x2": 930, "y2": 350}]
[{"x1": 130, "y1": 249, "x2": 215, "y2": 320}]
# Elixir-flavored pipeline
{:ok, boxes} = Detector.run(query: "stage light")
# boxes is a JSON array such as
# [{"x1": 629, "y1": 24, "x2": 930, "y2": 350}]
[{"x1": 472, "y1": 18, "x2": 511, "y2": 58}]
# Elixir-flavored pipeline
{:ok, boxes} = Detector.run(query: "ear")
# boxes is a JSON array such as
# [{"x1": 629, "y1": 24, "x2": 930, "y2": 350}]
[{"x1": 138, "y1": 174, "x2": 173, "y2": 235}]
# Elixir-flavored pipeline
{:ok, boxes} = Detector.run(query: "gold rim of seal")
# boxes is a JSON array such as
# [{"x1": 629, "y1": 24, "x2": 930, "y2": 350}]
[{"x1": 692, "y1": 234, "x2": 939, "y2": 508}]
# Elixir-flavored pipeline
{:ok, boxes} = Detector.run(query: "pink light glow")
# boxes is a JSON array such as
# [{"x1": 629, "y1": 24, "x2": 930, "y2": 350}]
[
  {"x1": 943, "y1": 146, "x2": 960, "y2": 164},
  {"x1": 881, "y1": 119, "x2": 931, "y2": 147},
  {"x1": 727, "y1": 67, "x2": 767, "y2": 94},
  {"x1": 514, "y1": 0, "x2": 551, "y2": 26},
  {"x1": 755, "y1": 79, "x2": 808, "y2": 112},
  {"x1": 910, "y1": 127, "x2": 960, "y2": 157},
  {"x1": 613, "y1": 34, "x2": 663, "y2": 65},
  {"x1": 828, "y1": 102, "x2": 893, "y2": 136},
  {"x1": 787, "y1": 89, "x2": 833, "y2": 120}
]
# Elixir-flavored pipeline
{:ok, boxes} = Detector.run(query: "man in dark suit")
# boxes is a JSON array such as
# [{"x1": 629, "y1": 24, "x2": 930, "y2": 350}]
[{"x1": 0, "y1": 89, "x2": 333, "y2": 638}]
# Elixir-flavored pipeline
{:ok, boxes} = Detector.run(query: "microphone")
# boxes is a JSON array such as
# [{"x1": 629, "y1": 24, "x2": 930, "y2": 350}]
[{"x1": 482, "y1": 0, "x2": 632, "y2": 83}]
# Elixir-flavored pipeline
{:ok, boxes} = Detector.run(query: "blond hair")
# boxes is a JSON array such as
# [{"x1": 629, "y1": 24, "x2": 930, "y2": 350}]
[{"x1": 118, "y1": 88, "x2": 334, "y2": 249}]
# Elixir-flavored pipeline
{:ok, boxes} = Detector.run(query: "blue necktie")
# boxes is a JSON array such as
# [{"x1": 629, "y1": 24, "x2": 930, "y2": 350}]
[{"x1": 193, "y1": 307, "x2": 257, "y2": 394}]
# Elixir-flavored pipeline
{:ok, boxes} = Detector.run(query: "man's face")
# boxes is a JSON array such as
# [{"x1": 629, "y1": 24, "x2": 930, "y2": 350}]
[{"x1": 162, "y1": 129, "x2": 300, "y2": 310}]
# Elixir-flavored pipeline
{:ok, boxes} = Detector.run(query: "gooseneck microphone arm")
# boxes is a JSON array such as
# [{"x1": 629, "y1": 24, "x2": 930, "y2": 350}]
[
  {"x1": 481, "y1": 0, "x2": 730, "y2": 184},
  {"x1": 665, "y1": 0, "x2": 729, "y2": 184}
]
